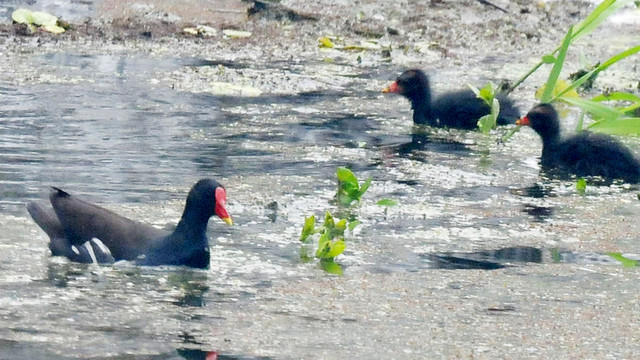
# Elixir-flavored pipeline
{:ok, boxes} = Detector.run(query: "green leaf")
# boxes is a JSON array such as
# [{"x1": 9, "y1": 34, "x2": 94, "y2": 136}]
[
  {"x1": 478, "y1": 83, "x2": 494, "y2": 105},
  {"x1": 591, "y1": 91, "x2": 640, "y2": 116},
  {"x1": 32, "y1": 11, "x2": 58, "y2": 26},
  {"x1": 477, "y1": 114, "x2": 494, "y2": 134},
  {"x1": 576, "y1": 178, "x2": 587, "y2": 194},
  {"x1": 318, "y1": 36, "x2": 335, "y2": 48},
  {"x1": 468, "y1": 84, "x2": 480, "y2": 97},
  {"x1": 300, "y1": 215, "x2": 316, "y2": 243},
  {"x1": 607, "y1": 252, "x2": 639, "y2": 268},
  {"x1": 316, "y1": 232, "x2": 331, "y2": 257},
  {"x1": 376, "y1": 198, "x2": 398, "y2": 206},
  {"x1": 554, "y1": 45, "x2": 640, "y2": 100},
  {"x1": 320, "y1": 259, "x2": 343, "y2": 275},
  {"x1": 572, "y1": 0, "x2": 634, "y2": 42},
  {"x1": 358, "y1": 177, "x2": 372, "y2": 198},
  {"x1": 541, "y1": 26, "x2": 572, "y2": 103},
  {"x1": 339, "y1": 181, "x2": 359, "y2": 195},
  {"x1": 42, "y1": 24, "x2": 65, "y2": 34},
  {"x1": 478, "y1": 97, "x2": 500, "y2": 133},
  {"x1": 542, "y1": 55, "x2": 557, "y2": 64},
  {"x1": 587, "y1": 117, "x2": 640, "y2": 135},
  {"x1": 592, "y1": 92, "x2": 640, "y2": 103},
  {"x1": 348, "y1": 220, "x2": 361, "y2": 231},
  {"x1": 336, "y1": 193, "x2": 355, "y2": 207},
  {"x1": 323, "y1": 239, "x2": 346, "y2": 258},
  {"x1": 12, "y1": 9, "x2": 33, "y2": 24},
  {"x1": 561, "y1": 96, "x2": 625, "y2": 120},
  {"x1": 575, "y1": 111, "x2": 585, "y2": 132},
  {"x1": 335, "y1": 219, "x2": 347, "y2": 233},
  {"x1": 324, "y1": 211, "x2": 335, "y2": 228},
  {"x1": 336, "y1": 167, "x2": 358, "y2": 187}
]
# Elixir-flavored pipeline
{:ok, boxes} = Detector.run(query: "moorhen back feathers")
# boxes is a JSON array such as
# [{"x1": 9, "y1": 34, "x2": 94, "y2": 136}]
[
  {"x1": 517, "y1": 103, "x2": 640, "y2": 183},
  {"x1": 27, "y1": 178, "x2": 232, "y2": 268},
  {"x1": 383, "y1": 69, "x2": 520, "y2": 129}
]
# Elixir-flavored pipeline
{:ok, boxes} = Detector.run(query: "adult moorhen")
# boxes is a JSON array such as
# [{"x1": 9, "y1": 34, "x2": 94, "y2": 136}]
[
  {"x1": 383, "y1": 69, "x2": 520, "y2": 129},
  {"x1": 517, "y1": 103, "x2": 640, "y2": 183},
  {"x1": 27, "y1": 178, "x2": 233, "y2": 268}
]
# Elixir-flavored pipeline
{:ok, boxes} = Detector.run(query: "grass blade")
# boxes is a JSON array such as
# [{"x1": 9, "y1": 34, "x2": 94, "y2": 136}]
[
  {"x1": 572, "y1": 0, "x2": 633, "y2": 42},
  {"x1": 507, "y1": 0, "x2": 631, "y2": 95},
  {"x1": 592, "y1": 92, "x2": 640, "y2": 103},
  {"x1": 554, "y1": 45, "x2": 640, "y2": 100},
  {"x1": 541, "y1": 26, "x2": 573, "y2": 103},
  {"x1": 560, "y1": 96, "x2": 624, "y2": 119},
  {"x1": 587, "y1": 117, "x2": 640, "y2": 135}
]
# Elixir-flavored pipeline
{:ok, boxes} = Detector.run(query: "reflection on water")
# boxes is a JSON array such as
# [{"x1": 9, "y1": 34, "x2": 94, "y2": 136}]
[
  {"x1": 522, "y1": 203, "x2": 554, "y2": 222},
  {"x1": 422, "y1": 246, "x2": 640, "y2": 270},
  {"x1": 177, "y1": 348, "x2": 275, "y2": 360}
]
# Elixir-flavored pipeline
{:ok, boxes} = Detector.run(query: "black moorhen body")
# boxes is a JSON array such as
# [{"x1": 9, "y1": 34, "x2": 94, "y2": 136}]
[
  {"x1": 27, "y1": 178, "x2": 232, "y2": 268},
  {"x1": 383, "y1": 69, "x2": 520, "y2": 129},
  {"x1": 517, "y1": 103, "x2": 640, "y2": 183}
]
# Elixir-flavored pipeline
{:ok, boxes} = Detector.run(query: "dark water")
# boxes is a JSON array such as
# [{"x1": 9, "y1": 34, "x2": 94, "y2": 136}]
[{"x1": 1, "y1": 49, "x2": 640, "y2": 359}]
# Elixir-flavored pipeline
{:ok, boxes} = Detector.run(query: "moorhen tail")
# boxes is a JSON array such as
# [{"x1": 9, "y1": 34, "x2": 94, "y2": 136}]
[
  {"x1": 517, "y1": 103, "x2": 640, "y2": 183},
  {"x1": 27, "y1": 178, "x2": 233, "y2": 268},
  {"x1": 383, "y1": 69, "x2": 520, "y2": 129}
]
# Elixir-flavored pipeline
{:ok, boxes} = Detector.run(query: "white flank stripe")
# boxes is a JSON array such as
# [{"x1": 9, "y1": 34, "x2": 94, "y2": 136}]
[
  {"x1": 91, "y1": 238, "x2": 112, "y2": 256},
  {"x1": 84, "y1": 242, "x2": 98, "y2": 264}
]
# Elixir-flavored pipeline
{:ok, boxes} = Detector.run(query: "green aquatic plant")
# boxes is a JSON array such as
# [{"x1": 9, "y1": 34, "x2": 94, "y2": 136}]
[
  {"x1": 300, "y1": 211, "x2": 360, "y2": 275},
  {"x1": 607, "y1": 253, "x2": 639, "y2": 267},
  {"x1": 576, "y1": 178, "x2": 587, "y2": 195},
  {"x1": 376, "y1": 199, "x2": 398, "y2": 206},
  {"x1": 11, "y1": 8, "x2": 65, "y2": 34},
  {"x1": 335, "y1": 167, "x2": 371, "y2": 207},
  {"x1": 469, "y1": 82, "x2": 500, "y2": 134},
  {"x1": 543, "y1": 41, "x2": 640, "y2": 135},
  {"x1": 300, "y1": 168, "x2": 395, "y2": 274},
  {"x1": 508, "y1": 0, "x2": 634, "y2": 95},
  {"x1": 502, "y1": 0, "x2": 640, "y2": 141}
]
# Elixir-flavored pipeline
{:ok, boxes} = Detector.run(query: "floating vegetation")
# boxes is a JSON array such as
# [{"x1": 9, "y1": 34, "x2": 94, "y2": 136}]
[
  {"x1": 503, "y1": 0, "x2": 640, "y2": 142},
  {"x1": 222, "y1": 29, "x2": 252, "y2": 39},
  {"x1": 298, "y1": 167, "x2": 373, "y2": 275},
  {"x1": 183, "y1": 25, "x2": 217, "y2": 37},
  {"x1": 11, "y1": 8, "x2": 66, "y2": 34},
  {"x1": 299, "y1": 211, "x2": 360, "y2": 276},
  {"x1": 317, "y1": 36, "x2": 382, "y2": 51}
]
